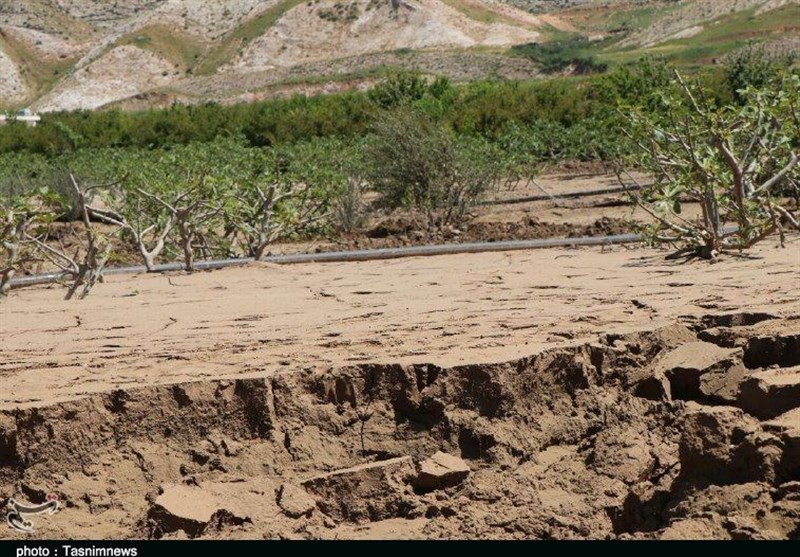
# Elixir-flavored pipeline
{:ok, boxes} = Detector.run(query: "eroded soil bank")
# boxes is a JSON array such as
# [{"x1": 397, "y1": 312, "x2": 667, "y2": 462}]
[{"x1": 1, "y1": 314, "x2": 798, "y2": 540}]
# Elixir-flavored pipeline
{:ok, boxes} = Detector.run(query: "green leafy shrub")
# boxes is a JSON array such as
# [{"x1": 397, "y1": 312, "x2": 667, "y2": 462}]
[
  {"x1": 365, "y1": 107, "x2": 499, "y2": 227},
  {"x1": 724, "y1": 43, "x2": 796, "y2": 105},
  {"x1": 621, "y1": 71, "x2": 799, "y2": 260},
  {"x1": 511, "y1": 38, "x2": 609, "y2": 75},
  {"x1": 368, "y1": 70, "x2": 434, "y2": 109}
]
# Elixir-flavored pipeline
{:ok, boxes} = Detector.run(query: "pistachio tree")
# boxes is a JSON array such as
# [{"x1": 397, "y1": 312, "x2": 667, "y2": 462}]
[{"x1": 621, "y1": 70, "x2": 799, "y2": 259}]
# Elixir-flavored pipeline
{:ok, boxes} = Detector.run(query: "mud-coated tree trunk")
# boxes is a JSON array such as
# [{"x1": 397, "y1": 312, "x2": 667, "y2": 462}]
[
  {"x1": 139, "y1": 247, "x2": 157, "y2": 273},
  {"x1": 177, "y1": 219, "x2": 194, "y2": 272},
  {"x1": 0, "y1": 218, "x2": 28, "y2": 300},
  {"x1": 0, "y1": 267, "x2": 15, "y2": 299}
]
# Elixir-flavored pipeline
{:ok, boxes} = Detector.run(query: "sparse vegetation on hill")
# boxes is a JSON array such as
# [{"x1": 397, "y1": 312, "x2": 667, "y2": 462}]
[
  {"x1": 1, "y1": 0, "x2": 797, "y2": 111},
  {"x1": 501, "y1": 0, "x2": 663, "y2": 14},
  {"x1": 194, "y1": 0, "x2": 307, "y2": 75},
  {"x1": 511, "y1": 37, "x2": 609, "y2": 74}
]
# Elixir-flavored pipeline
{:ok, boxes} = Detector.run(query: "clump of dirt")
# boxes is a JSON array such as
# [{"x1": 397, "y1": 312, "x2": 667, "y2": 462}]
[
  {"x1": 331, "y1": 215, "x2": 630, "y2": 251},
  {"x1": 1, "y1": 313, "x2": 798, "y2": 539}
]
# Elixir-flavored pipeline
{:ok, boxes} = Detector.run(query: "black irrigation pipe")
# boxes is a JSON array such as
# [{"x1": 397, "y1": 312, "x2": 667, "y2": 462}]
[
  {"x1": 480, "y1": 183, "x2": 648, "y2": 206},
  {"x1": 8, "y1": 232, "x2": 642, "y2": 289}
]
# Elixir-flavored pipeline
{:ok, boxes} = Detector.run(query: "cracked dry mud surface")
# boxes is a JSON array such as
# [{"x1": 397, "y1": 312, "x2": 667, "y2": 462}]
[{"x1": 0, "y1": 238, "x2": 798, "y2": 539}]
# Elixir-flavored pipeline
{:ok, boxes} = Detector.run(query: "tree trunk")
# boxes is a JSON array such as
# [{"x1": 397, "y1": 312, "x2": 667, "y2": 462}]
[
  {"x1": 1, "y1": 220, "x2": 26, "y2": 299},
  {"x1": 0, "y1": 268, "x2": 15, "y2": 299},
  {"x1": 178, "y1": 222, "x2": 194, "y2": 272},
  {"x1": 65, "y1": 264, "x2": 88, "y2": 300},
  {"x1": 138, "y1": 244, "x2": 156, "y2": 272},
  {"x1": 254, "y1": 243, "x2": 268, "y2": 262},
  {"x1": 79, "y1": 246, "x2": 110, "y2": 300}
]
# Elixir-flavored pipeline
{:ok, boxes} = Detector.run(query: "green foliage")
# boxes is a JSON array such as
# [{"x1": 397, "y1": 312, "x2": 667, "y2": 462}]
[
  {"x1": 367, "y1": 70, "x2": 450, "y2": 109},
  {"x1": 0, "y1": 186, "x2": 70, "y2": 298},
  {"x1": 0, "y1": 62, "x2": 763, "y2": 163},
  {"x1": 224, "y1": 139, "x2": 345, "y2": 258},
  {"x1": 594, "y1": 57, "x2": 673, "y2": 108},
  {"x1": 724, "y1": 44, "x2": 797, "y2": 105},
  {"x1": 511, "y1": 38, "x2": 609, "y2": 75},
  {"x1": 365, "y1": 107, "x2": 499, "y2": 226},
  {"x1": 0, "y1": 94, "x2": 375, "y2": 155},
  {"x1": 623, "y1": 71, "x2": 799, "y2": 259},
  {"x1": 2, "y1": 53, "x2": 797, "y2": 283}
]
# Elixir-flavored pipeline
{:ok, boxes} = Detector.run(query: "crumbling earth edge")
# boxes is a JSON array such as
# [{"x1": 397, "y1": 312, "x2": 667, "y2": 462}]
[{"x1": 1, "y1": 313, "x2": 798, "y2": 540}]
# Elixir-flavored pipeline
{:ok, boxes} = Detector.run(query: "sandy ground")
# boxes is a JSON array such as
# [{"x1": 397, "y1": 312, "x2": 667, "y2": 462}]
[
  {"x1": 2, "y1": 237, "x2": 798, "y2": 410},
  {"x1": 1, "y1": 237, "x2": 799, "y2": 540},
  {"x1": 1, "y1": 169, "x2": 799, "y2": 540}
]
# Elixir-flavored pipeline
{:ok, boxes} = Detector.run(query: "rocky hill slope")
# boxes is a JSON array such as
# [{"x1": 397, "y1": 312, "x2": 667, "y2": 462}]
[{"x1": 0, "y1": 0, "x2": 796, "y2": 111}]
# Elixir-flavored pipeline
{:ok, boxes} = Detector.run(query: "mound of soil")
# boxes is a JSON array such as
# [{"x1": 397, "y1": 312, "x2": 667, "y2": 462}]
[{"x1": 333, "y1": 215, "x2": 630, "y2": 251}]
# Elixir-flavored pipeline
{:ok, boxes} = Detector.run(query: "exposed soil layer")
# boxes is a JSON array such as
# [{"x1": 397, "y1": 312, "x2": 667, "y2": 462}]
[
  {"x1": 2, "y1": 212, "x2": 798, "y2": 539},
  {"x1": 328, "y1": 215, "x2": 632, "y2": 252},
  {"x1": 1, "y1": 316, "x2": 799, "y2": 539}
]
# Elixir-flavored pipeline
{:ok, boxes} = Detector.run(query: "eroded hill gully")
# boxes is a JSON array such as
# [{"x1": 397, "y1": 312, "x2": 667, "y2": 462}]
[{"x1": 0, "y1": 313, "x2": 798, "y2": 539}]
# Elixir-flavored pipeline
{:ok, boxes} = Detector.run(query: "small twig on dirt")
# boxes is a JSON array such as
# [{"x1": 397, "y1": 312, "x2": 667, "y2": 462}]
[
  {"x1": 167, "y1": 277, "x2": 188, "y2": 287},
  {"x1": 357, "y1": 404, "x2": 374, "y2": 456}
]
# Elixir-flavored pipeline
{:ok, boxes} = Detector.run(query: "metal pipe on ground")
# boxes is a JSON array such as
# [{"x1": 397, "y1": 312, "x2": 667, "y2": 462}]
[{"x1": 7, "y1": 233, "x2": 642, "y2": 289}]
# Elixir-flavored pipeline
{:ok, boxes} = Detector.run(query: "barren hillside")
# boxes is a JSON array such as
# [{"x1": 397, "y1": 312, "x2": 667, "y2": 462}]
[
  {"x1": 227, "y1": 0, "x2": 543, "y2": 71},
  {"x1": 0, "y1": 0, "x2": 797, "y2": 111},
  {"x1": 34, "y1": 45, "x2": 179, "y2": 112},
  {"x1": 619, "y1": 0, "x2": 794, "y2": 47},
  {"x1": 0, "y1": 39, "x2": 28, "y2": 104}
]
